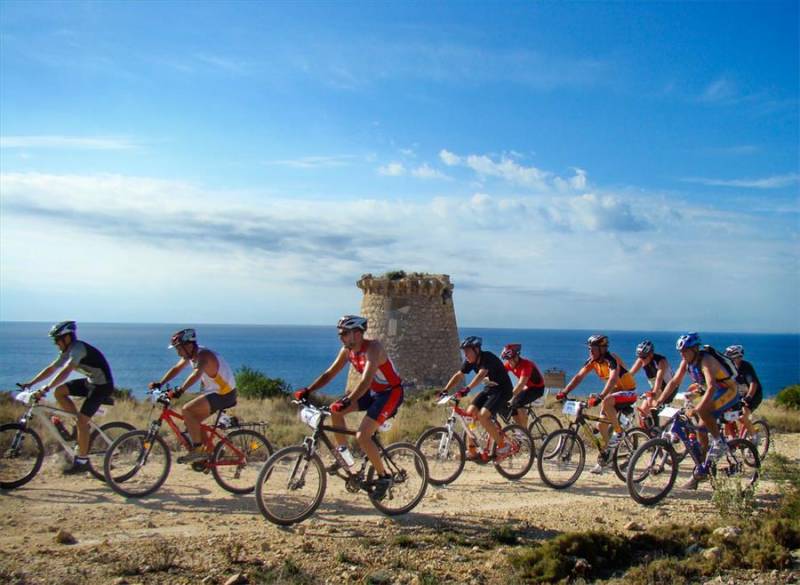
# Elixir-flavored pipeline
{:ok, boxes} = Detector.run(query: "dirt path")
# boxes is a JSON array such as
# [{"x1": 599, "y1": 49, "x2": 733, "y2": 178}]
[{"x1": 1, "y1": 433, "x2": 798, "y2": 585}]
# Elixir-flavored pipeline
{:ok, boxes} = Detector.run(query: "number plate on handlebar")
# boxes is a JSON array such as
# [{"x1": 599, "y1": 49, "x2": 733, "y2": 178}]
[
  {"x1": 723, "y1": 409, "x2": 742, "y2": 422},
  {"x1": 14, "y1": 391, "x2": 33, "y2": 405},
  {"x1": 436, "y1": 394, "x2": 452, "y2": 405},
  {"x1": 299, "y1": 406, "x2": 321, "y2": 429},
  {"x1": 659, "y1": 406, "x2": 679, "y2": 419},
  {"x1": 562, "y1": 400, "x2": 580, "y2": 417}
]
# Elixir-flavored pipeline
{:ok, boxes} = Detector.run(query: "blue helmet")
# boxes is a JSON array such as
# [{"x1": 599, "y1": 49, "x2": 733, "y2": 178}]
[{"x1": 676, "y1": 332, "x2": 701, "y2": 351}]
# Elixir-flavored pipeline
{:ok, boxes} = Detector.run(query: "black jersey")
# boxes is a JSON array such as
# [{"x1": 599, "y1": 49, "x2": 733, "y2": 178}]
[
  {"x1": 461, "y1": 351, "x2": 513, "y2": 392},
  {"x1": 735, "y1": 360, "x2": 763, "y2": 401}
]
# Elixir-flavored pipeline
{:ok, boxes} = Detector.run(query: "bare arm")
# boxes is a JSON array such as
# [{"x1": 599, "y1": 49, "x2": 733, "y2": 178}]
[
  {"x1": 563, "y1": 363, "x2": 592, "y2": 395},
  {"x1": 512, "y1": 374, "x2": 530, "y2": 396},
  {"x1": 599, "y1": 367, "x2": 620, "y2": 398},
  {"x1": 151, "y1": 358, "x2": 189, "y2": 388},
  {"x1": 442, "y1": 371, "x2": 466, "y2": 393},
  {"x1": 41, "y1": 361, "x2": 78, "y2": 393},
  {"x1": 346, "y1": 343, "x2": 385, "y2": 402},
  {"x1": 628, "y1": 357, "x2": 644, "y2": 376},
  {"x1": 23, "y1": 358, "x2": 62, "y2": 388},
  {"x1": 656, "y1": 359, "x2": 687, "y2": 406},
  {"x1": 176, "y1": 350, "x2": 218, "y2": 394},
  {"x1": 307, "y1": 348, "x2": 349, "y2": 393}
]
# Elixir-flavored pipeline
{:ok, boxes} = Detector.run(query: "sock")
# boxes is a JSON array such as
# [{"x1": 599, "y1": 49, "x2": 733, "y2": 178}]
[{"x1": 74, "y1": 456, "x2": 88, "y2": 464}]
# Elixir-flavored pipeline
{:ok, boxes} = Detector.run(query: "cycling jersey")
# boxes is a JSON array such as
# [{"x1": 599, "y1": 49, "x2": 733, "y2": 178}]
[
  {"x1": 687, "y1": 347, "x2": 733, "y2": 391},
  {"x1": 347, "y1": 341, "x2": 403, "y2": 393},
  {"x1": 585, "y1": 352, "x2": 636, "y2": 391},
  {"x1": 192, "y1": 346, "x2": 236, "y2": 395},
  {"x1": 735, "y1": 360, "x2": 763, "y2": 403},
  {"x1": 461, "y1": 351, "x2": 513, "y2": 393},
  {"x1": 54, "y1": 340, "x2": 114, "y2": 386},
  {"x1": 504, "y1": 357, "x2": 545, "y2": 390},
  {"x1": 643, "y1": 353, "x2": 673, "y2": 390}
]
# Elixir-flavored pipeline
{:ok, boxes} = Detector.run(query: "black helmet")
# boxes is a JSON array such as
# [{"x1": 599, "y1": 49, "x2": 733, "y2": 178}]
[
  {"x1": 49, "y1": 321, "x2": 77, "y2": 339},
  {"x1": 460, "y1": 336, "x2": 482, "y2": 350},
  {"x1": 587, "y1": 334, "x2": 609, "y2": 348}
]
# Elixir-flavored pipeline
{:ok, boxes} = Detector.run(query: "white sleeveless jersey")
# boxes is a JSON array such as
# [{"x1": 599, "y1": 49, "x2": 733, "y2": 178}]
[{"x1": 192, "y1": 346, "x2": 236, "y2": 395}]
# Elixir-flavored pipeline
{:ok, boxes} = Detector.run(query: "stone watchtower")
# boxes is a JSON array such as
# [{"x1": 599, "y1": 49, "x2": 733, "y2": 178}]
[{"x1": 346, "y1": 272, "x2": 461, "y2": 392}]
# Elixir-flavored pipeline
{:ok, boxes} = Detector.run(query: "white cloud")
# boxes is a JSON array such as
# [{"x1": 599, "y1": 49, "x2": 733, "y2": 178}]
[
  {"x1": 439, "y1": 149, "x2": 461, "y2": 166},
  {"x1": 699, "y1": 76, "x2": 737, "y2": 103},
  {"x1": 378, "y1": 162, "x2": 406, "y2": 176},
  {"x1": 0, "y1": 135, "x2": 136, "y2": 150},
  {"x1": 411, "y1": 163, "x2": 449, "y2": 180},
  {"x1": 681, "y1": 173, "x2": 799, "y2": 189}
]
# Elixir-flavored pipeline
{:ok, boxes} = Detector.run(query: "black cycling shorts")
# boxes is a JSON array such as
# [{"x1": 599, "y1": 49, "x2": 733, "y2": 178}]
[
  {"x1": 205, "y1": 390, "x2": 237, "y2": 414},
  {"x1": 509, "y1": 387, "x2": 545, "y2": 415},
  {"x1": 472, "y1": 387, "x2": 513, "y2": 416},
  {"x1": 65, "y1": 379, "x2": 114, "y2": 417}
]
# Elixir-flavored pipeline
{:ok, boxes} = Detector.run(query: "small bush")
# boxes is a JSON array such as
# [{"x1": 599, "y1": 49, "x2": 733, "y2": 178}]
[
  {"x1": 489, "y1": 525, "x2": 519, "y2": 546},
  {"x1": 112, "y1": 387, "x2": 135, "y2": 401},
  {"x1": 235, "y1": 366, "x2": 292, "y2": 399},
  {"x1": 384, "y1": 270, "x2": 407, "y2": 280},
  {"x1": 775, "y1": 384, "x2": 800, "y2": 410},
  {"x1": 392, "y1": 534, "x2": 418, "y2": 549},
  {"x1": 711, "y1": 475, "x2": 758, "y2": 519}
]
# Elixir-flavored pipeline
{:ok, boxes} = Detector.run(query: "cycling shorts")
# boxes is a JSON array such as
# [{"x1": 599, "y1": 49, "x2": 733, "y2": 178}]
[
  {"x1": 205, "y1": 390, "x2": 237, "y2": 414},
  {"x1": 710, "y1": 386, "x2": 740, "y2": 419},
  {"x1": 509, "y1": 387, "x2": 545, "y2": 415},
  {"x1": 65, "y1": 379, "x2": 114, "y2": 417},
  {"x1": 742, "y1": 393, "x2": 762, "y2": 412},
  {"x1": 356, "y1": 386, "x2": 404, "y2": 424},
  {"x1": 472, "y1": 386, "x2": 513, "y2": 416},
  {"x1": 611, "y1": 390, "x2": 638, "y2": 407}
]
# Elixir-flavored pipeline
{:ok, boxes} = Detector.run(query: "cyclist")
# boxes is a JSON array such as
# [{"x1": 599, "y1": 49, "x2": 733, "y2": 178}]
[
  {"x1": 501, "y1": 343, "x2": 546, "y2": 429},
  {"x1": 655, "y1": 332, "x2": 740, "y2": 489},
  {"x1": 442, "y1": 336, "x2": 514, "y2": 462},
  {"x1": 556, "y1": 334, "x2": 637, "y2": 474},
  {"x1": 293, "y1": 315, "x2": 403, "y2": 501},
  {"x1": 724, "y1": 345, "x2": 763, "y2": 446},
  {"x1": 629, "y1": 340, "x2": 674, "y2": 425},
  {"x1": 19, "y1": 321, "x2": 115, "y2": 474},
  {"x1": 148, "y1": 328, "x2": 237, "y2": 463}
]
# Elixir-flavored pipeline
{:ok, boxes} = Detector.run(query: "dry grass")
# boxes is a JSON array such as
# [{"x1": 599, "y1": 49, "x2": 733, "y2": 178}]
[{"x1": 758, "y1": 401, "x2": 800, "y2": 433}]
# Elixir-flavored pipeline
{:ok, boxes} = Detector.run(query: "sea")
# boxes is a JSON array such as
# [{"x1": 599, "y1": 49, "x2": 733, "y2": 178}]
[{"x1": 1, "y1": 322, "x2": 797, "y2": 399}]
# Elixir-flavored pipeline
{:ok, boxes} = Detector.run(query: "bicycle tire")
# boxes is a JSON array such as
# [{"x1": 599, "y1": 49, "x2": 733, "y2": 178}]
[
  {"x1": 493, "y1": 424, "x2": 535, "y2": 480},
  {"x1": 528, "y1": 413, "x2": 562, "y2": 459},
  {"x1": 612, "y1": 428, "x2": 650, "y2": 483},
  {"x1": 625, "y1": 437, "x2": 679, "y2": 506},
  {"x1": 366, "y1": 442, "x2": 428, "y2": 516},
  {"x1": 86, "y1": 421, "x2": 136, "y2": 482},
  {"x1": 103, "y1": 430, "x2": 172, "y2": 498},
  {"x1": 211, "y1": 428, "x2": 274, "y2": 494},
  {"x1": 0, "y1": 423, "x2": 44, "y2": 490},
  {"x1": 415, "y1": 426, "x2": 465, "y2": 486},
  {"x1": 536, "y1": 429, "x2": 585, "y2": 489},
  {"x1": 255, "y1": 445, "x2": 326, "y2": 526},
  {"x1": 748, "y1": 419, "x2": 770, "y2": 461},
  {"x1": 713, "y1": 438, "x2": 760, "y2": 489}
]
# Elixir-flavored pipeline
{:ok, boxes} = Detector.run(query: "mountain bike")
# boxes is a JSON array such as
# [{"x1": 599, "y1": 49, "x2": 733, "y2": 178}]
[
  {"x1": 500, "y1": 388, "x2": 562, "y2": 457},
  {"x1": 255, "y1": 398, "x2": 428, "y2": 525},
  {"x1": 722, "y1": 410, "x2": 770, "y2": 461},
  {"x1": 536, "y1": 398, "x2": 645, "y2": 489},
  {"x1": 415, "y1": 391, "x2": 535, "y2": 486},
  {"x1": 625, "y1": 402, "x2": 760, "y2": 506},
  {"x1": 1, "y1": 387, "x2": 134, "y2": 489},
  {"x1": 103, "y1": 386, "x2": 272, "y2": 498}
]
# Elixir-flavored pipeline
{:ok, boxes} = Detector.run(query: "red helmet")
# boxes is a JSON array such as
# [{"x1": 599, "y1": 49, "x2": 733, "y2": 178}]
[{"x1": 501, "y1": 343, "x2": 522, "y2": 360}]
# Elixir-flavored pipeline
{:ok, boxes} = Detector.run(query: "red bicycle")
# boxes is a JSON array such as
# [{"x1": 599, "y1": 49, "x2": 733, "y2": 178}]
[{"x1": 103, "y1": 386, "x2": 273, "y2": 498}]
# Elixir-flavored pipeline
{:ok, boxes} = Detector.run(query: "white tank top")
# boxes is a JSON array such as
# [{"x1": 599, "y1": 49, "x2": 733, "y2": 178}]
[{"x1": 192, "y1": 346, "x2": 236, "y2": 395}]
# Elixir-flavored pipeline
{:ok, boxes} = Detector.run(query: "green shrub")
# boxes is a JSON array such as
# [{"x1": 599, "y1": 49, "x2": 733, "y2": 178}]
[
  {"x1": 775, "y1": 384, "x2": 800, "y2": 410},
  {"x1": 235, "y1": 366, "x2": 292, "y2": 399},
  {"x1": 112, "y1": 387, "x2": 134, "y2": 401},
  {"x1": 384, "y1": 270, "x2": 407, "y2": 280}
]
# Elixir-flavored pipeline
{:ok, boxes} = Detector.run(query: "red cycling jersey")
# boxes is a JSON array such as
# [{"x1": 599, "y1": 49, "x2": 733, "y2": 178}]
[
  {"x1": 504, "y1": 357, "x2": 545, "y2": 390},
  {"x1": 347, "y1": 341, "x2": 403, "y2": 393}
]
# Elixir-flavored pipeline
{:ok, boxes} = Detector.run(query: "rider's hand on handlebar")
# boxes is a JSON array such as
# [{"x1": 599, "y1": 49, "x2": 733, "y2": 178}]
[
  {"x1": 148, "y1": 381, "x2": 162, "y2": 390},
  {"x1": 555, "y1": 391, "x2": 567, "y2": 401},
  {"x1": 293, "y1": 387, "x2": 311, "y2": 401},
  {"x1": 17, "y1": 382, "x2": 32, "y2": 390},
  {"x1": 587, "y1": 394, "x2": 600, "y2": 407},
  {"x1": 454, "y1": 387, "x2": 470, "y2": 399},
  {"x1": 331, "y1": 395, "x2": 352, "y2": 413}
]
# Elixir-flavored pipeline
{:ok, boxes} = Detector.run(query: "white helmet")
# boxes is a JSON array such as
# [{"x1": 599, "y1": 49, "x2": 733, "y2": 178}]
[
  {"x1": 724, "y1": 345, "x2": 744, "y2": 360},
  {"x1": 168, "y1": 328, "x2": 197, "y2": 349},
  {"x1": 337, "y1": 315, "x2": 368, "y2": 332},
  {"x1": 636, "y1": 340, "x2": 655, "y2": 358},
  {"x1": 49, "y1": 320, "x2": 77, "y2": 339}
]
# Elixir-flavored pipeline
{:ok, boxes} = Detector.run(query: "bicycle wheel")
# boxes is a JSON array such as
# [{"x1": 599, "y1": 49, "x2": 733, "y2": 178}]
[
  {"x1": 494, "y1": 424, "x2": 535, "y2": 480},
  {"x1": 537, "y1": 429, "x2": 585, "y2": 489},
  {"x1": 366, "y1": 442, "x2": 428, "y2": 516},
  {"x1": 103, "y1": 430, "x2": 172, "y2": 498},
  {"x1": 625, "y1": 438, "x2": 679, "y2": 506},
  {"x1": 256, "y1": 445, "x2": 326, "y2": 526},
  {"x1": 612, "y1": 428, "x2": 650, "y2": 482},
  {"x1": 415, "y1": 426, "x2": 465, "y2": 486},
  {"x1": 528, "y1": 414, "x2": 562, "y2": 459},
  {"x1": 713, "y1": 438, "x2": 760, "y2": 489},
  {"x1": 211, "y1": 428, "x2": 273, "y2": 494},
  {"x1": 0, "y1": 423, "x2": 44, "y2": 490},
  {"x1": 744, "y1": 419, "x2": 770, "y2": 461},
  {"x1": 86, "y1": 421, "x2": 136, "y2": 481}
]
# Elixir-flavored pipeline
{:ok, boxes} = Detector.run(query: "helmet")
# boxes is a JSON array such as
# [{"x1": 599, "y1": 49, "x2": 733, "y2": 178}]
[
  {"x1": 636, "y1": 340, "x2": 655, "y2": 358},
  {"x1": 168, "y1": 328, "x2": 197, "y2": 349},
  {"x1": 337, "y1": 315, "x2": 368, "y2": 332},
  {"x1": 460, "y1": 336, "x2": 482, "y2": 350},
  {"x1": 587, "y1": 334, "x2": 608, "y2": 347},
  {"x1": 501, "y1": 344, "x2": 521, "y2": 360},
  {"x1": 49, "y1": 320, "x2": 76, "y2": 339},
  {"x1": 676, "y1": 332, "x2": 701, "y2": 351},
  {"x1": 725, "y1": 345, "x2": 744, "y2": 360}
]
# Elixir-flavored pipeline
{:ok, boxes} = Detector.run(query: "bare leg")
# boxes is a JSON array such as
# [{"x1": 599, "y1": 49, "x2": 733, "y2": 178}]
[
  {"x1": 330, "y1": 402, "x2": 359, "y2": 448},
  {"x1": 182, "y1": 395, "x2": 212, "y2": 447},
  {"x1": 356, "y1": 417, "x2": 385, "y2": 475},
  {"x1": 478, "y1": 408, "x2": 503, "y2": 445}
]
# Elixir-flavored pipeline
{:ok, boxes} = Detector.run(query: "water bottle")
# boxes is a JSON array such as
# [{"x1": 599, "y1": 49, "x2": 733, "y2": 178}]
[
  {"x1": 337, "y1": 445, "x2": 355, "y2": 468},
  {"x1": 51, "y1": 416, "x2": 73, "y2": 442},
  {"x1": 619, "y1": 413, "x2": 630, "y2": 428}
]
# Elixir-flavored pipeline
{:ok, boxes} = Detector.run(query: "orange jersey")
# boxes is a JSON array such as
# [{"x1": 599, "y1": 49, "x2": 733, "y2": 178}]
[{"x1": 585, "y1": 352, "x2": 636, "y2": 391}]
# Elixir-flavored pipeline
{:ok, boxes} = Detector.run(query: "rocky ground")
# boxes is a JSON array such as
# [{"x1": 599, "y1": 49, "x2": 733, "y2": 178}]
[{"x1": 1, "y1": 433, "x2": 799, "y2": 585}]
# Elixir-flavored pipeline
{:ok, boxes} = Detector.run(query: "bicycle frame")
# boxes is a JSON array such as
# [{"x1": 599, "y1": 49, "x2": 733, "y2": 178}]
[{"x1": 560, "y1": 401, "x2": 628, "y2": 454}]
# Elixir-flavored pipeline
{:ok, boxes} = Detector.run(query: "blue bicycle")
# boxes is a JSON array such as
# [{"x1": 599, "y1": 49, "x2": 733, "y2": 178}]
[{"x1": 625, "y1": 399, "x2": 760, "y2": 506}]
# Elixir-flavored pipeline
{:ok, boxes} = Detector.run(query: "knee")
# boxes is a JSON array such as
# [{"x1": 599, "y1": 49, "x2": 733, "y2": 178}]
[{"x1": 54, "y1": 386, "x2": 68, "y2": 399}]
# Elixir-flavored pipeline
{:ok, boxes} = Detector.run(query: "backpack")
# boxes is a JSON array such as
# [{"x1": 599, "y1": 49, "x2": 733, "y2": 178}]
[{"x1": 701, "y1": 345, "x2": 738, "y2": 380}]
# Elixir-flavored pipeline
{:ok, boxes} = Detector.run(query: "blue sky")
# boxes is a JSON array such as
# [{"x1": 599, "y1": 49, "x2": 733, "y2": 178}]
[{"x1": 1, "y1": 1, "x2": 798, "y2": 333}]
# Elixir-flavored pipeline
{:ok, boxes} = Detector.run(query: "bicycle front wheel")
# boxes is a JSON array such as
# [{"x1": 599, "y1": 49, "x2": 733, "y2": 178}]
[
  {"x1": 494, "y1": 424, "x2": 535, "y2": 480},
  {"x1": 211, "y1": 428, "x2": 274, "y2": 494},
  {"x1": 367, "y1": 442, "x2": 428, "y2": 516},
  {"x1": 86, "y1": 421, "x2": 136, "y2": 481},
  {"x1": 415, "y1": 426, "x2": 465, "y2": 486},
  {"x1": 103, "y1": 430, "x2": 172, "y2": 498},
  {"x1": 0, "y1": 423, "x2": 44, "y2": 490},
  {"x1": 537, "y1": 429, "x2": 585, "y2": 489},
  {"x1": 713, "y1": 438, "x2": 760, "y2": 489},
  {"x1": 625, "y1": 438, "x2": 679, "y2": 506},
  {"x1": 746, "y1": 419, "x2": 770, "y2": 461},
  {"x1": 612, "y1": 428, "x2": 650, "y2": 483},
  {"x1": 528, "y1": 414, "x2": 562, "y2": 459},
  {"x1": 255, "y1": 445, "x2": 326, "y2": 526}
]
